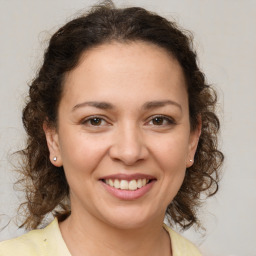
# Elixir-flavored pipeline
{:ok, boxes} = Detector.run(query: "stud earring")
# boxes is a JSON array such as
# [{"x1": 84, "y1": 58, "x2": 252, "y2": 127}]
[
  {"x1": 189, "y1": 159, "x2": 193, "y2": 162},
  {"x1": 53, "y1": 157, "x2": 57, "y2": 161}
]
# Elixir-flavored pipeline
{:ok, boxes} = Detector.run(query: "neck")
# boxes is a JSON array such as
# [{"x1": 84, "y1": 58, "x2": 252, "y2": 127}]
[{"x1": 59, "y1": 210, "x2": 172, "y2": 256}]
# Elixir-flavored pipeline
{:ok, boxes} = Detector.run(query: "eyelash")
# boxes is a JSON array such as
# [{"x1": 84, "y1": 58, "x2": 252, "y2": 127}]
[
  {"x1": 81, "y1": 116, "x2": 109, "y2": 127},
  {"x1": 81, "y1": 115, "x2": 175, "y2": 127},
  {"x1": 146, "y1": 115, "x2": 176, "y2": 126}
]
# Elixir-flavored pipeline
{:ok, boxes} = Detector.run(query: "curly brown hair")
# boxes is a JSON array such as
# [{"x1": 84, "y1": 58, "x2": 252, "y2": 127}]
[{"x1": 18, "y1": 2, "x2": 224, "y2": 230}]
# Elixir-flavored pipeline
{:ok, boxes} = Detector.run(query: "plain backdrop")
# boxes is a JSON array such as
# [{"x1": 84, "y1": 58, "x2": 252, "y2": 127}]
[{"x1": 0, "y1": 1, "x2": 255, "y2": 255}]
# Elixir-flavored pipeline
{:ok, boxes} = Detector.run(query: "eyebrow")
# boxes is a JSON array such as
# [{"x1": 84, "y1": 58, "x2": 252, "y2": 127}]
[
  {"x1": 72, "y1": 101, "x2": 114, "y2": 111},
  {"x1": 142, "y1": 100, "x2": 182, "y2": 111},
  {"x1": 72, "y1": 100, "x2": 182, "y2": 112}
]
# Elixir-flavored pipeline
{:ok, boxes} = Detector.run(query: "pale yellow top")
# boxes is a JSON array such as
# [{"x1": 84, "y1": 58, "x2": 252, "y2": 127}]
[{"x1": 0, "y1": 219, "x2": 202, "y2": 256}]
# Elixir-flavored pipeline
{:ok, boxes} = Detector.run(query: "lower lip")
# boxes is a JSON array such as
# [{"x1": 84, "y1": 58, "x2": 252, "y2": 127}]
[{"x1": 101, "y1": 180, "x2": 156, "y2": 200}]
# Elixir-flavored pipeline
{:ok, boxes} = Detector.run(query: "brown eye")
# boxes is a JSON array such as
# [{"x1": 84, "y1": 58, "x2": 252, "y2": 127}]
[
  {"x1": 147, "y1": 115, "x2": 175, "y2": 126},
  {"x1": 81, "y1": 116, "x2": 109, "y2": 130},
  {"x1": 152, "y1": 117, "x2": 164, "y2": 125},
  {"x1": 89, "y1": 118, "x2": 102, "y2": 126}
]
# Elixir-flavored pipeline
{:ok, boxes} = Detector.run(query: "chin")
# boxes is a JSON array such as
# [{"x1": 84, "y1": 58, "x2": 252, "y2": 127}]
[
  {"x1": 99, "y1": 205, "x2": 160, "y2": 230},
  {"x1": 107, "y1": 217, "x2": 150, "y2": 230}
]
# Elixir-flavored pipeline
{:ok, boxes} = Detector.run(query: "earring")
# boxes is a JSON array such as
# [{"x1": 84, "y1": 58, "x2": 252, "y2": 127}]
[
  {"x1": 189, "y1": 159, "x2": 193, "y2": 162},
  {"x1": 53, "y1": 157, "x2": 57, "y2": 161}
]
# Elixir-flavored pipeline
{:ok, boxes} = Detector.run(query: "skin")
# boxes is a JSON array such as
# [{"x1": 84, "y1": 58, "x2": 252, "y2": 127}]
[{"x1": 44, "y1": 41, "x2": 201, "y2": 256}]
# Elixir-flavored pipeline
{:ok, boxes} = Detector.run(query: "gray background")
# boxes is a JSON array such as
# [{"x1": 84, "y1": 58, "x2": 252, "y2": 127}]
[{"x1": 0, "y1": 1, "x2": 255, "y2": 255}]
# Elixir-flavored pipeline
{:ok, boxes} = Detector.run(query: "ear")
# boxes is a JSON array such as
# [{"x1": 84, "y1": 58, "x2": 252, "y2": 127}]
[
  {"x1": 186, "y1": 116, "x2": 202, "y2": 168},
  {"x1": 43, "y1": 122, "x2": 63, "y2": 167}
]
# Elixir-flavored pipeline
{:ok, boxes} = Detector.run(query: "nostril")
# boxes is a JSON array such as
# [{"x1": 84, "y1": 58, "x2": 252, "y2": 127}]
[{"x1": 108, "y1": 145, "x2": 149, "y2": 166}]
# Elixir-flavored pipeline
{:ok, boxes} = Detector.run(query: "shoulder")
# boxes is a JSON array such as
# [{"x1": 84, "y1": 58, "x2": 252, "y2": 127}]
[
  {"x1": 0, "y1": 228, "x2": 45, "y2": 256},
  {"x1": 0, "y1": 218, "x2": 70, "y2": 256},
  {"x1": 163, "y1": 223, "x2": 202, "y2": 256}
]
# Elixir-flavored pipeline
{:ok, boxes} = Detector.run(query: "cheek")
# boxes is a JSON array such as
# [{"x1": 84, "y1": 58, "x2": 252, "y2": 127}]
[
  {"x1": 149, "y1": 136, "x2": 188, "y2": 208},
  {"x1": 58, "y1": 132, "x2": 110, "y2": 176},
  {"x1": 150, "y1": 133, "x2": 190, "y2": 171}
]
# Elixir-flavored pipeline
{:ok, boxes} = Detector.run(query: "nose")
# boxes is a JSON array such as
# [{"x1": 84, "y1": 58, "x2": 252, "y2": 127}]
[{"x1": 108, "y1": 123, "x2": 148, "y2": 166}]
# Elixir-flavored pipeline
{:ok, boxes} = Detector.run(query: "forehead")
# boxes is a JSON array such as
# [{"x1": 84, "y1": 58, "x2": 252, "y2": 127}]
[{"x1": 62, "y1": 41, "x2": 187, "y2": 106}]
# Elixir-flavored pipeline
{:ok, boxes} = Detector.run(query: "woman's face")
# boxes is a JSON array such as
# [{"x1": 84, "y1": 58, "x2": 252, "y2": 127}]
[{"x1": 45, "y1": 41, "x2": 200, "y2": 229}]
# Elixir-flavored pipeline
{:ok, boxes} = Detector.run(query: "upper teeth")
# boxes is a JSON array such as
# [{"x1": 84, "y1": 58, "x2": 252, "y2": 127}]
[{"x1": 105, "y1": 178, "x2": 149, "y2": 190}]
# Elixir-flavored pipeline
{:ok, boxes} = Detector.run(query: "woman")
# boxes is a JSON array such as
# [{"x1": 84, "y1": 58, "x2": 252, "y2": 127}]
[{"x1": 0, "y1": 2, "x2": 223, "y2": 255}]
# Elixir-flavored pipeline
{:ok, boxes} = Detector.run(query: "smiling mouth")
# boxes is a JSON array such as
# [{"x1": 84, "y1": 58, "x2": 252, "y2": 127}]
[{"x1": 102, "y1": 178, "x2": 151, "y2": 191}]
